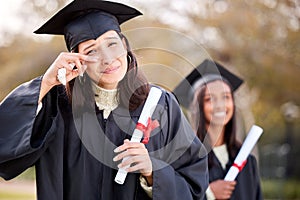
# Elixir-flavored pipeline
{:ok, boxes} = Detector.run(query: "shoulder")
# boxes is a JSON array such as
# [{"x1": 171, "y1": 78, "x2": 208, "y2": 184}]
[
  {"x1": 247, "y1": 154, "x2": 258, "y2": 164},
  {"x1": 244, "y1": 154, "x2": 260, "y2": 173}
]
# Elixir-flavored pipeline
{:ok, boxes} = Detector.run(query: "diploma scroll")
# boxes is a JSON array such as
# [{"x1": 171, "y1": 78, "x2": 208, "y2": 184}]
[
  {"x1": 224, "y1": 125, "x2": 263, "y2": 181},
  {"x1": 114, "y1": 87, "x2": 162, "y2": 184},
  {"x1": 57, "y1": 68, "x2": 67, "y2": 85}
]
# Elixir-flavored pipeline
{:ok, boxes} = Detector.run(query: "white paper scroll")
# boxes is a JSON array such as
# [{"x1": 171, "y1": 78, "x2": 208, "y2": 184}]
[
  {"x1": 224, "y1": 125, "x2": 263, "y2": 181},
  {"x1": 114, "y1": 87, "x2": 162, "y2": 184},
  {"x1": 57, "y1": 68, "x2": 67, "y2": 85}
]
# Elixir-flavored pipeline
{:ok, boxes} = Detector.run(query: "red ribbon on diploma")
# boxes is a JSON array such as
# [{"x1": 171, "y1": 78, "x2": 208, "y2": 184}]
[
  {"x1": 232, "y1": 160, "x2": 247, "y2": 172},
  {"x1": 136, "y1": 118, "x2": 159, "y2": 144}
]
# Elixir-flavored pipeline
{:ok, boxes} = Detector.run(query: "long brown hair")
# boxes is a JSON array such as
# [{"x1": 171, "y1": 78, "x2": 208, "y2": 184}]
[
  {"x1": 189, "y1": 79, "x2": 241, "y2": 168},
  {"x1": 65, "y1": 31, "x2": 149, "y2": 111}
]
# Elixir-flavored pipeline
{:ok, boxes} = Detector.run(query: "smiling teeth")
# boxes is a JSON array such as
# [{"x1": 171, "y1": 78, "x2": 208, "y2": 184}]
[{"x1": 214, "y1": 112, "x2": 226, "y2": 117}]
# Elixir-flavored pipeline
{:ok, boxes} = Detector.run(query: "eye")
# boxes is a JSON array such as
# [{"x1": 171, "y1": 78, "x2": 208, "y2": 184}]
[
  {"x1": 108, "y1": 42, "x2": 118, "y2": 47},
  {"x1": 87, "y1": 49, "x2": 97, "y2": 56},
  {"x1": 223, "y1": 94, "x2": 232, "y2": 100},
  {"x1": 204, "y1": 96, "x2": 212, "y2": 102}
]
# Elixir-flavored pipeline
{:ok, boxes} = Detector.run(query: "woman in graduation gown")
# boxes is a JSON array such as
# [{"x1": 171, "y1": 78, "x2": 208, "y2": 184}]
[
  {"x1": 173, "y1": 59, "x2": 263, "y2": 200},
  {"x1": 0, "y1": 1, "x2": 208, "y2": 199}
]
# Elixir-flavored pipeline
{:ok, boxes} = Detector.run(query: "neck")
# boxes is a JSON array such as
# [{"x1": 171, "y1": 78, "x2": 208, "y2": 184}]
[
  {"x1": 91, "y1": 80, "x2": 117, "y2": 91},
  {"x1": 206, "y1": 123, "x2": 225, "y2": 147},
  {"x1": 98, "y1": 82, "x2": 118, "y2": 90},
  {"x1": 91, "y1": 81, "x2": 119, "y2": 119}
]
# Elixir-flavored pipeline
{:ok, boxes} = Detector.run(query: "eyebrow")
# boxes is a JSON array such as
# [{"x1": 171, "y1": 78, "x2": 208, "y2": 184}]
[{"x1": 82, "y1": 36, "x2": 120, "y2": 52}]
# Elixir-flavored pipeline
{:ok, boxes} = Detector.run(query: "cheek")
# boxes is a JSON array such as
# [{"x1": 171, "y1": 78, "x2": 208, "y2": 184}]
[
  {"x1": 203, "y1": 103, "x2": 212, "y2": 122},
  {"x1": 85, "y1": 64, "x2": 100, "y2": 81},
  {"x1": 119, "y1": 56, "x2": 128, "y2": 76},
  {"x1": 226, "y1": 101, "x2": 234, "y2": 118},
  {"x1": 86, "y1": 64, "x2": 97, "y2": 73},
  {"x1": 118, "y1": 68, "x2": 127, "y2": 82}
]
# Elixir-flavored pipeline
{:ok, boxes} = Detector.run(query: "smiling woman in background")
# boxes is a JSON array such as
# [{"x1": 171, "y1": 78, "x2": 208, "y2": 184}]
[{"x1": 174, "y1": 59, "x2": 263, "y2": 200}]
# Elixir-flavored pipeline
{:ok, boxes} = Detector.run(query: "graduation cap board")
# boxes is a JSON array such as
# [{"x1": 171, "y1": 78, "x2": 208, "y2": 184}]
[
  {"x1": 173, "y1": 59, "x2": 244, "y2": 108},
  {"x1": 34, "y1": 0, "x2": 142, "y2": 51}
]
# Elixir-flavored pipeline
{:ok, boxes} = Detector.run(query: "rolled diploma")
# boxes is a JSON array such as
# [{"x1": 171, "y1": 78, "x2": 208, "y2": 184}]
[
  {"x1": 57, "y1": 68, "x2": 67, "y2": 85},
  {"x1": 114, "y1": 87, "x2": 162, "y2": 184},
  {"x1": 224, "y1": 125, "x2": 263, "y2": 181}
]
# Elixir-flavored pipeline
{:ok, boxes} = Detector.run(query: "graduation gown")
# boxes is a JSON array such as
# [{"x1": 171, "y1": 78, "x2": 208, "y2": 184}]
[
  {"x1": 206, "y1": 151, "x2": 263, "y2": 200},
  {"x1": 0, "y1": 77, "x2": 208, "y2": 200}
]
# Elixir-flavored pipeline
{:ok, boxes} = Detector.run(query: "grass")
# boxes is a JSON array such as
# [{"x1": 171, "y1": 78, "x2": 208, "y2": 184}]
[
  {"x1": 0, "y1": 192, "x2": 35, "y2": 200},
  {"x1": 261, "y1": 178, "x2": 300, "y2": 199},
  {"x1": 0, "y1": 167, "x2": 36, "y2": 200}
]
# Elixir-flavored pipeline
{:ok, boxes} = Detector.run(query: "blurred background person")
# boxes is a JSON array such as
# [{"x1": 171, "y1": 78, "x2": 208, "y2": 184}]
[{"x1": 174, "y1": 59, "x2": 263, "y2": 200}]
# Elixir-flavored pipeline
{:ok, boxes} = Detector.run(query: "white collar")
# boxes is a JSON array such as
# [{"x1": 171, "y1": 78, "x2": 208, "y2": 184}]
[
  {"x1": 213, "y1": 144, "x2": 229, "y2": 170},
  {"x1": 91, "y1": 81, "x2": 119, "y2": 119}
]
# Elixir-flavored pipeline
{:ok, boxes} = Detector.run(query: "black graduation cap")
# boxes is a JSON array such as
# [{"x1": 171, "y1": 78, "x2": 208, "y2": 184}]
[
  {"x1": 173, "y1": 59, "x2": 244, "y2": 108},
  {"x1": 34, "y1": 0, "x2": 142, "y2": 51}
]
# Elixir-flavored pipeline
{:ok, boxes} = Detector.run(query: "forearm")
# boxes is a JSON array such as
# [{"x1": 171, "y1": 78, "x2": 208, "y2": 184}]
[{"x1": 38, "y1": 76, "x2": 55, "y2": 103}]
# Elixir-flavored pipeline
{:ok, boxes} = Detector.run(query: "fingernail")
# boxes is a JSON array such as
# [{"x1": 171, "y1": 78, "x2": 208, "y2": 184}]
[
  {"x1": 114, "y1": 147, "x2": 120, "y2": 153},
  {"x1": 113, "y1": 156, "x2": 118, "y2": 162}
]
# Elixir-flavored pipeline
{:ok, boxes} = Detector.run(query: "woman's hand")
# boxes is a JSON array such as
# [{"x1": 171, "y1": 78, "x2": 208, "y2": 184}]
[
  {"x1": 43, "y1": 52, "x2": 95, "y2": 87},
  {"x1": 114, "y1": 139, "x2": 153, "y2": 185},
  {"x1": 39, "y1": 52, "x2": 98, "y2": 102},
  {"x1": 210, "y1": 179, "x2": 236, "y2": 199}
]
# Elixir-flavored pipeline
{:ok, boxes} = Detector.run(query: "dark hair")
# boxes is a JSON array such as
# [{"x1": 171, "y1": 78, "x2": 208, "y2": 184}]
[
  {"x1": 191, "y1": 79, "x2": 241, "y2": 169},
  {"x1": 65, "y1": 32, "x2": 149, "y2": 111}
]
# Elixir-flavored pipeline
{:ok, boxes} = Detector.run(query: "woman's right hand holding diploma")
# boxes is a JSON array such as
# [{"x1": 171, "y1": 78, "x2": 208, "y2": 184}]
[
  {"x1": 114, "y1": 139, "x2": 153, "y2": 186},
  {"x1": 210, "y1": 180, "x2": 236, "y2": 199},
  {"x1": 39, "y1": 52, "x2": 98, "y2": 102}
]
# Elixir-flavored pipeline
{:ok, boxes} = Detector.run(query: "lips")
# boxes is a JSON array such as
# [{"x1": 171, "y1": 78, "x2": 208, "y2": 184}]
[{"x1": 102, "y1": 66, "x2": 120, "y2": 74}]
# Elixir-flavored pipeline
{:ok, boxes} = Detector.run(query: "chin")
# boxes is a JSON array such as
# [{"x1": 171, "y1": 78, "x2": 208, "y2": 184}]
[{"x1": 210, "y1": 120, "x2": 227, "y2": 126}]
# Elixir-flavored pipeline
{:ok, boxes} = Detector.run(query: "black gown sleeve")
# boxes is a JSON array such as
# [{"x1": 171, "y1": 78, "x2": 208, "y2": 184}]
[
  {"x1": 248, "y1": 155, "x2": 263, "y2": 200},
  {"x1": 0, "y1": 77, "x2": 60, "y2": 180},
  {"x1": 151, "y1": 90, "x2": 209, "y2": 200}
]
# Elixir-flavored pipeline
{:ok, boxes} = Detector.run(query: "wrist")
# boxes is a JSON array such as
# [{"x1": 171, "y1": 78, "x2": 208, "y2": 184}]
[
  {"x1": 39, "y1": 76, "x2": 54, "y2": 103},
  {"x1": 143, "y1": 174, "x2": 153, "y2": 186}
]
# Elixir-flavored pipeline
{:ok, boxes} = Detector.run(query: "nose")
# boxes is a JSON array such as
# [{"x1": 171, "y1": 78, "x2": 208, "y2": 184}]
[
  {"x1": 101, "y1": 50, "x2": 114, "y2": 66},
  {"x1": 213, "y1": 98, "x2": 226, "y2": 110}
]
